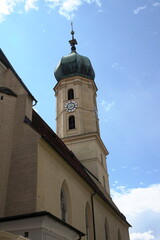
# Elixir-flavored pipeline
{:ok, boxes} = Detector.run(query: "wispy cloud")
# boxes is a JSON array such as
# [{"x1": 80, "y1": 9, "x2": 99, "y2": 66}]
[
  {"x1": 111, "y1": 184, "x2": 160, "y2": 240},
  {"x1": 152, "y1": 2, "x2": 160, "y2": 7},
  {"x1": 121, "y1": 165, "x2": 128, "y2": 169},
  {"x1": 0, "y1": 0, "x2": 102, "y2": 22},
  {"x1": 111, "y1": 62, "x2": 122, "y2": 71},
  {"x1": 133, "y1": 5, "x2": 147, "y2": 14},
  {"x1": 101, "y1": 100, "x2": 115, "y2": 112}
]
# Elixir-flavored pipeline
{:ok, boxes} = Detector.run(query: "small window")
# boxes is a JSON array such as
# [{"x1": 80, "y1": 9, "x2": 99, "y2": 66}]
[
  {"x1": 1, "y1": 96, "x2": 4, "y2": 100},
  {"x1": 69, "y1": 115, "x2": 75, "y2": 130},
  {"x1": 68, "y1": 89, "x2": 74, "y2": 100},
  {"x1": 24, "y1": 232, "x2": 29, "y2": 237}
]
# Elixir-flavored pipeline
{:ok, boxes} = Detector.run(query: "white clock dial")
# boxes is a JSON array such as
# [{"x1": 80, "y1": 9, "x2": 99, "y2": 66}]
[{"x1": 65, "y1": 101, "x2": 78, "y2": 112}]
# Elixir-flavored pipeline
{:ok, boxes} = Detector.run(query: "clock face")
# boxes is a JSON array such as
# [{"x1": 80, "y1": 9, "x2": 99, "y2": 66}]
[{"x1": 65, "y1": 101, "x2": 78, "y2": 112}]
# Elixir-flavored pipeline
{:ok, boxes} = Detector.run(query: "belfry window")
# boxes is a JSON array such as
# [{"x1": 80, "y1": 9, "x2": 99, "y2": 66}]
[
  {"x1": 69, "y1": 115, "x2": 75, "y2": 130},
  {"x1": 68, "y1": 89, "x2": 74, "y2": 100}
]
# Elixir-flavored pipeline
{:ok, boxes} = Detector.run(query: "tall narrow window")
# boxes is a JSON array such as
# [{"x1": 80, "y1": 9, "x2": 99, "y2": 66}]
[
  {"x1": 104, "y1": 218, "x2": 110, "y2": 240},
  {"x1": 118, "y1": 229, "x2": 121, "y2": 240},
  {"x1": 60, "y1": 180, "x2": 72, "y2": 224},
  {"x1": 85, "y1": 203, "x2": 92, "y2": 240},
  {"x1": 103, "y1": 176, "x2": 106, "y2": 190},
  {"x1": 61, "y1": 189, "x2": 67, "y2": 222},
  {"x1": 101, "y1": 154, "x2": 103, "y2": 166},
  {"x1": 85, "y1": 209, "x2": 89, "y2": 240},
  {"x1": 68, "y1": 89, "x2": 74, "y2": 100},
  {"x1": 69, "y1": 115, "x2": 75, "y2": 129}
]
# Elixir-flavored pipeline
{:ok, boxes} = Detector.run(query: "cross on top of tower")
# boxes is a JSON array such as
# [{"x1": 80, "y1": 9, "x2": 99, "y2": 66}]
[{"x1": 69, "y1": 22, "x2": 78, "y2": 53}]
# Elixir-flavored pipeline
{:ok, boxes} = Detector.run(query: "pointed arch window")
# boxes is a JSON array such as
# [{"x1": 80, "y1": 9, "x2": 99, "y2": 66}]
[
  {"x1": 60, "y1": 181, "x2": 72, "y2": 224},
  {"x1": 85, "y1": 208, "x2": 89, "y2": 240},
  {"x1": 85, "y1": 203, "x2": 93, "y2": 240},
  {"x1": 69, "y1": 115, "x2": 75, "y2": 130},
  {"x1": 61, "y1": 189, "x2": 67, "y2": 222},
  {"x1": 68, "y1": 89, "x2": 74, "y2": 100}
]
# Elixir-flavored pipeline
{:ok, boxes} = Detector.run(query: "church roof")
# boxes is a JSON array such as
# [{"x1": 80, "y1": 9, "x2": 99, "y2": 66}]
[
  {"x1": 0, "y1": 49, "x2": 37, "y2": 103},
  {"x1": 24, "y1": 110, "x2": 131, "y2": 227}
]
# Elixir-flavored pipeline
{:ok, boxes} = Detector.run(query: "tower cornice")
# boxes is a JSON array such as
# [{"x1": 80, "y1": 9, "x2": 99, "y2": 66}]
[
  {"x1": 62, "y1": 132, "x2": 109, "y2": 156},
  {"x1": 54, "y1": 76, "x2": 98, "y2": 93}
]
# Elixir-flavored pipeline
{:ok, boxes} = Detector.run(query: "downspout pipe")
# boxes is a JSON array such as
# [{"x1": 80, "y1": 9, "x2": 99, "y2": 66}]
[{"x1": 91, "y1": 192, "x2": 96, "y2": 240}]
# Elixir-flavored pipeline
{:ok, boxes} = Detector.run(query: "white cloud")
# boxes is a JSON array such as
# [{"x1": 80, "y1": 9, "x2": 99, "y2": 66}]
[
  {"x1": 25, "y1": 0, "x2": 39, "y2": 12},
  {"x1": 112, "y1": 184, "x2": 160, "y2": 217},
  {"x1": 133, "y1": 5, "x2": 147, "y2": 14},
  {"x1": 0, "y1": 0, "x2": 19, "y2": 22},
  {"x1": 101, "y1": 100, "x2": 115, "y2": 112},
  {"x1": 0, "y1": 0, "x2": 102, "y2": 22},
  {"x1": 111, "y1": 184, "x2": 160, "y2": 240},
  {"x1": 59, "y1": 0, "x2": 82, "y2": 19},
  {"x1": 45, "y1": 0, "x2": 102, "y2": 19},
  {"x1": 130, "y1": 230, "x2": 155, "y2": 240}
]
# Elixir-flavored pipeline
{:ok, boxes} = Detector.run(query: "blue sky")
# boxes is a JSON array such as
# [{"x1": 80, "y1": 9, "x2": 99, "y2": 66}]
[{"x1": 0, "y1": 0, "x2": 160, "y2": 239}]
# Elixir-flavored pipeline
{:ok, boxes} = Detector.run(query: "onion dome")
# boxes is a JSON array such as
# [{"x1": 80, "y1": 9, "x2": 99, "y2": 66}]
[{"x1": 54, "y1": 23, "x2": 95, "y2": 82}]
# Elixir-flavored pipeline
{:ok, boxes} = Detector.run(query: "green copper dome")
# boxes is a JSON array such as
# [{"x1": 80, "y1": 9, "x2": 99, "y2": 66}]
[{"x1": 54, "y1": 52, "x2": 95, "y2": 82}]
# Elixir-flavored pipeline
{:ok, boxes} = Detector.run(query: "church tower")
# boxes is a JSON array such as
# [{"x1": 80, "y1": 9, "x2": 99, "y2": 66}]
[{"x1": 54, "y1": 26, "x2": 110, "y2": 194}]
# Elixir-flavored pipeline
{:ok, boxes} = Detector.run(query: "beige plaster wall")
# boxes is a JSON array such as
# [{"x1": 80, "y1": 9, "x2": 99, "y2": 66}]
[
  {"x1": 36, "y1": 139, "x2": 130, "y2": 240},
  {"x1": 55, "y1": 77, "x2": 99, "y2": 138}
]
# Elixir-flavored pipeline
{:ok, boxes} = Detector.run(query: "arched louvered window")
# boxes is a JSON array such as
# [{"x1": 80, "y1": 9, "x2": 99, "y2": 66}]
[
  {"x1": 69, "y1": 115, "x2": 75, "y2": 130},
  {"x1": 68, "y1": 89, "x2": 74, "y2": 100}
]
